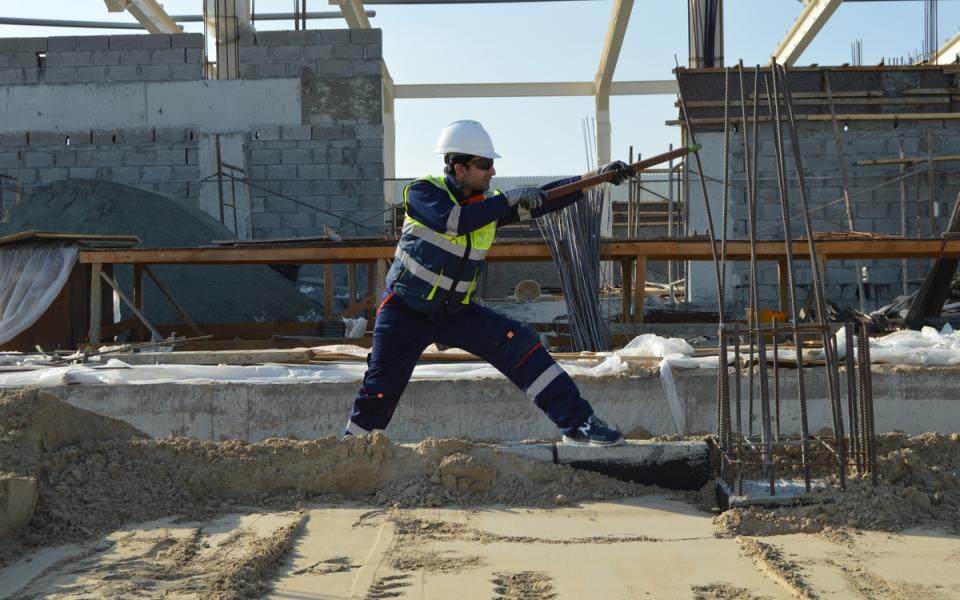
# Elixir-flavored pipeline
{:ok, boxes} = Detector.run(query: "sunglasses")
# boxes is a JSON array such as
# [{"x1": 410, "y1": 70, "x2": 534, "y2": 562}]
[{"x1": 469, "y1": 157, "x2": 495, "y2": 170}]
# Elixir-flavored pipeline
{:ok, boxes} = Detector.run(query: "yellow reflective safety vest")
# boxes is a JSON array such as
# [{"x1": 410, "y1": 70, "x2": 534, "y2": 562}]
[{"x1": 386, "y1": 175, "x2": 499, "y2": 313}]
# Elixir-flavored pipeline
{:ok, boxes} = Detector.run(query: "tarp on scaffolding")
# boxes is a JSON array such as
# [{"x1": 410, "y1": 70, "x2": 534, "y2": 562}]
[{"x1": 0, "y1": 241, "x2": 78, "y2": 345}]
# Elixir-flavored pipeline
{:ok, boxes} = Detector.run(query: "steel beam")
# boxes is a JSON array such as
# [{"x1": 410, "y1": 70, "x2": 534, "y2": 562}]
[
  {"x1": 934, "y1": 30, "x2": 960, "y2": 64},
  {"x1": 103, "y1": 0, "x2": 180, "y2": 34},
  {"x1": 394, "y1": 80, "x2": 676, "y2": 99},
  {"x1": 770, "y1": 0, "x2": 842, "y2": 66},
  {"x1": 594, "y1": 0, "x2": 634, "y2": 166}
]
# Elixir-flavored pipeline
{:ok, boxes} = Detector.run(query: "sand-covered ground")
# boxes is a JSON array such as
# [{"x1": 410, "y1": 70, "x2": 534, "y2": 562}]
[{"x1": 2, "y1": 389, "x2": 959, "y2": 599}]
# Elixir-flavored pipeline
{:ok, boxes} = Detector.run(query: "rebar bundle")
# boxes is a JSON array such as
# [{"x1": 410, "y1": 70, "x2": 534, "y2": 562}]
[
  {"x1": 539, "y1": 187, "x2": 607, "y2": 351},
  {"x1": 676, "y1": 62, "x2": 879, "y2": 499}
]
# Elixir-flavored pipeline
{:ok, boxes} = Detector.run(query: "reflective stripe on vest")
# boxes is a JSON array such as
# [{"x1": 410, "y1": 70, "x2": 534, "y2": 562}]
[
  {"x1": 401, "y1": 220, "x2": 488, "y2": 261},
  {"x1": 395, "y1": 247, "x2": 473, "y2": 294}
]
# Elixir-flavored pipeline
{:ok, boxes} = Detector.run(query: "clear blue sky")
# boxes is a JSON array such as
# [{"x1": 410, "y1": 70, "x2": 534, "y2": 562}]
[{"x1": 2, "y1": 1, "x2": 959, "y2": 177}]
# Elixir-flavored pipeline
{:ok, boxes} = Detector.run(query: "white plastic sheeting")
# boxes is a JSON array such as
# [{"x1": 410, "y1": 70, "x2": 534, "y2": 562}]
[{"x1": 0, "y1": 242, "x2": 78, "y2": 345}]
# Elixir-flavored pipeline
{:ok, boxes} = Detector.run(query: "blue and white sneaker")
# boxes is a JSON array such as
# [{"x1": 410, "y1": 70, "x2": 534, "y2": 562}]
[{"x1": 562, "y1": 415, "x2": 624, "y2": 446}]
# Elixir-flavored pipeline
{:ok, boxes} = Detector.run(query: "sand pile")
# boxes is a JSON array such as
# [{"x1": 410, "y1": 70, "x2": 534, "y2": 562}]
[
  {"x1": 0, "y1": 179, "x2": 322, "y2": 324},
  {"x1": 0, "y1": 390, "x2": 654, "y2": 568},
  {"x1": 716, "y1": 432, "x2": 960, "y2": 537}
]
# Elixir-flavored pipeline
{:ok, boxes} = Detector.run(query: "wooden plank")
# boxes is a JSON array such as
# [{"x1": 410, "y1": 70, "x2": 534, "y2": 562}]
[
  {"x1": 143, "y1": 266, "x2": 204, "y2": 336},
  {"x1": 334, "y1": 294, "x2": 375, "y2": 319},
  {"x1": 634, "y1": 256, "x2": 647, "y2": 325},
  {"x1": 807, "y1": 112, "x2": 960, "y2": 122},
  {"x1": 0, "y1": 231, "x2": 140, "y2": 247},
  {"x1": 324, "y1": 264, "x2": 334, "y2": 319},
  {"x1": 88, "y1": 263, "x2": 103, "y2": 344},
  {"x1": 348, "y1": 263, "x2": 358, "y2": 306},
  {"x1": 620, "y1": 259, "x2": 633, "y2": 323},
  {"x1": 677, "y1": 95, "x2": 945, "y2": 108}
]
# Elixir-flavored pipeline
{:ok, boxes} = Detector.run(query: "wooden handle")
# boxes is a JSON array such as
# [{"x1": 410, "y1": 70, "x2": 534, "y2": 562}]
[{"x1": 543, "y1": 145, "x2": 697, "y2": 201}]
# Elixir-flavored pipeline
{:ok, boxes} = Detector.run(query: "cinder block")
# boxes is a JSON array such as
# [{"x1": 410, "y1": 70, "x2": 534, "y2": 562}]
[
  {"x1": 85, "y1": 50, "x2": 119, "y2": 66},
  {"x1": 281, "y1": 125, "x2": 312, "y2": 141},
  {"x1": 239, "y1": 45, "x2": 271, "y2": 64},
  {"x1": 141, "y1": 166, "x2": 171, "y2": 181},
  {"x1": 329, "y1": 164, "x2": 357, "y2": 180},
  {"x1": 23, "y1": 152, "x2": 54, "y2": 168},
  {"x1": 311, "y1": 147, "x2": 328, "y2": 163},
  {"x1": 76, "y1": 66, "x2": 108, "y2": 82},
  {"x1": 37, "y1": 167, "x2": 69, "y2": 183},
  {"x1": 171, "y1": 63, "x2": 202, "y2": 80},
  {"x1": 351, "y1": 28, "x2": 381, "y2": 44},
  {"x1": 360, "y1": 162, "x2": 383, "y2": 179},
  {"x1": 141, "y1": 65, "x2": 171, "y2": 80},
  {"x1": 0, "y1": 132, "x2": 28, "y2": 146},
  {"x1": 266, "y1": 164, "x2": 297, "y2": 179},
  {"x1": 151, "y1": 48, "x2": 184, "y2": 64},
  {"x1": 155, "y1": 149, "x2": 186, "y2": 164},
  {"x1": 357, "y1": 147, "x2": 383, "y2": 163},
  {"x1": 172, "y1": 165, "x2": 200, "y2": 181},
  {"x1": 69, "y1": 167, "x2": 99, "y2": 179},
  {"x1": 76, "y1": 36, "x2": 109, "y2": 51},
  {"x1": 108, "y1": 65, "x2": 140, "y2": 81},
  {"x1": 302, "y1": 44, "x2": 333, "y2": 61},
  {"x1": 43, "y1": 68, "x2": 77, "y2": 83},
  {"x1": 0, "y1": 70, "x2": 24, "y2": 84},
  {"x1": 311, "y1": 124, "x2": 343, "y2": 140},
  {"x1": 262, "y1": 140, "x2": 297, "y2": 149},
  {"x1": 16, "y1": 37, "x2": 47, "y2": 52},
  {"x1": 319, "y1": 30, "x2": 351, "y2": 44},
  {"x1": 281, "y1": 179, "x2": 312, "y2": 195},
  {"x1": 257, "y1": 63, "x2": 287, "y2": 78},
  {"x1": 141, "y1": 34, "x2": 172, "y2": 49},
  {"x1": 172, "y1": 33, "x2": 204, "y2": 49},
  {"x1": 264, "y1": 196, "x2": 296, "y2": 212},
  {"x1": 238, "y1": 63, "x2": 258, "y2": 79},
  {"x1": 363, "y1": 43, "x2": 382, "y2": 59},
  {"x1": 251, "y1": 212, "x2": 282, "y2": 228},
  {"x1": 122, "y1": 150, "x2": 156, "y2": 166},
  {"x1": 108, "y1": 35, "x2": 142, "y2": 50},
  {"x1": 248, "y1": 165, "x2": 267, "y2": 179},
  {"x1": 155, "y1": 128, "x2": 189, "y2": 143},
  {"x1": 47, "y1": 36, "x2": 78, "y2": 52},
  {"x1": 250, "y1": 148, "x2": 280, "y2": 164},
  {"x1": 121, "y1": 49, "x2": 152, "y2": 65},
  {"x1": 282, "y1": 211, "x2": 315, "y2": 228},
  {"x1": 255, "y1": 30, "x2": 291, "y2": 46},
  {"x1": 184, "y1": 48, "x2": 202, "y2": 64},
  {"x1": 28, "y1": 131, "x2": 64, "y2": 145},
  {"x1": 318, "y1": 60, "x2": 349, "y2": 76},
  {"x1": 54, "y1": 150, "x2": 77, "y2": 167},
  {"x1": 12, "y1": 53, "x2": 39, "y2": 68},
  {"x1": 281, "y1": 148, "x2": 312, "y2": 164},
  {"x1": 297, "y1": 164, "x2": 328, "y2": 179},
  {"x1": 271, "y1": 45, "x2": 303, "y2": 62},
  {"x1": 334, "y1": 44, "x2": 363, "y2": 60}
]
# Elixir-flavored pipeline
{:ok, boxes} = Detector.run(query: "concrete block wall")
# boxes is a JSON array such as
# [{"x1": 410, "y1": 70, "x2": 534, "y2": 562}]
[
  {"x1": 238, "y1": 29, "x2": 384, "y2": 240},
  {"x1": 0, "y1": 30, "x2": 385, "y2": 244},
  {"x1": 0, "y1": 128, "x2": 201, "y2": 208},
  {"x1": 0, "y1": 34, "x2": 204, "y2": 85},
  {"x1": 692, "y1": 119, "x2": 960, "y2": 313}
]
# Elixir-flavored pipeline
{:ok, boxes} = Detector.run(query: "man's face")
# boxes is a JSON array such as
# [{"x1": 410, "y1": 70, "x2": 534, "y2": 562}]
[{"x1": 456, "y1": 156, "x2": 496, "y2": 193}]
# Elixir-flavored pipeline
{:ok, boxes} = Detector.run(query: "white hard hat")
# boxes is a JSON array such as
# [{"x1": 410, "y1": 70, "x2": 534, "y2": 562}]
[{"x1": 433, "y1": 120, "x2": 501, "y2": 159}]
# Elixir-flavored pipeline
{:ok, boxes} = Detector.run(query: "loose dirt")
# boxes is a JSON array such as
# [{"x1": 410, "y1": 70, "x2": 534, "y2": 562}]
[{"x1": 3, "y1": 389, "x2": 960, "y2": 599}]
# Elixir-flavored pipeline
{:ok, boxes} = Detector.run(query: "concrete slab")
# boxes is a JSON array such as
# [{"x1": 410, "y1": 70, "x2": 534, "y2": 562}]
[
  {"x1": 38, "y1": 365, "x2": 960, "y2": 444},
  {"x1": 556, "y1": 440, "x2": 711, "y2": 490}
]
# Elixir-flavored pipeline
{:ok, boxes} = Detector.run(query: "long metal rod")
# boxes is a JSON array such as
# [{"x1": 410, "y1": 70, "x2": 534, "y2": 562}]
[
  {"x1": 767, "y1": 64, "x2": 812, "y2": 491},
  {"x1": 0, "y1": 12, "x2": 369, "y2": 29},
  {"x1": 776, "y1": 63, "x2": 847, "y2": 491}
]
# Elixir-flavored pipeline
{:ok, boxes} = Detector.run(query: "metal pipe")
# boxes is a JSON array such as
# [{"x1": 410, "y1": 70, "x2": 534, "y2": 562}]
[{"x1": 0, "y1": 12, "x2": 370, "y2": 29}]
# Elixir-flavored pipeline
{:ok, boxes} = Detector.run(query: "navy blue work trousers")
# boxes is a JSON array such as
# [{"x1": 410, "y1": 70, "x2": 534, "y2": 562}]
[{"x1": 347, "y1": 292, "x2": 593, "y2": 435}]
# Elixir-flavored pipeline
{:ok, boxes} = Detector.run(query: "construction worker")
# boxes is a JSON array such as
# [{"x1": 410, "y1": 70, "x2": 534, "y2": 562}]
[{"x1": 345, "y1": 120, "x2": 634, "y2": 445}]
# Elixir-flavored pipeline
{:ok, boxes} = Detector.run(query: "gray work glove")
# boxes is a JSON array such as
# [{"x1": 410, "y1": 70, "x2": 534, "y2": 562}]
[
  {"x1": 598, "y1": 160, "x2": 634, "y2": 185},
  {"x1": 506, "y1": 186, "x2": 547, "y2": 220}
]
